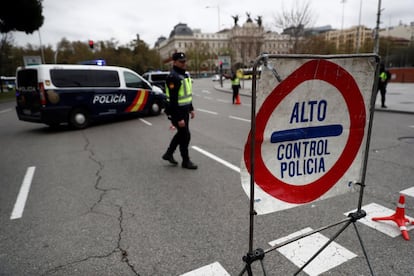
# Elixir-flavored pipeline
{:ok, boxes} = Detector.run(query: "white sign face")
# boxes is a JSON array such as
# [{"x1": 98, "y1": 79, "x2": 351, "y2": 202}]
[
  {"x1": 218, "y1": 55, "x2": 231, "y2": 70},
  {"x1": 241, "y1": 57, "x2": 377, "y2": 214},
  {"x1": 23, "y1": 56, "x2": 42, "y2": 66}
]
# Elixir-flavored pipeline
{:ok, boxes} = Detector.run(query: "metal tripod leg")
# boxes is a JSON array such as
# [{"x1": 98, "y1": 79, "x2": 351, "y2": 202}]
[{"x1": 239, "y1": 248, "x2": 267, "y2": 276}]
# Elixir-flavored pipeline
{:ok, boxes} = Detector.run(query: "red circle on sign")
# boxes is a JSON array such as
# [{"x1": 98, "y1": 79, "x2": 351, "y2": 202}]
[{"x1": 244, "y1": 59, "x2": 366, "y2": 204}]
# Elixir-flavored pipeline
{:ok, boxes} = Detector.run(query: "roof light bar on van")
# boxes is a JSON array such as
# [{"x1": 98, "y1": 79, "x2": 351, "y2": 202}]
[{"x1": 78, "y1": 59, "x2": 106, "y2": 66}]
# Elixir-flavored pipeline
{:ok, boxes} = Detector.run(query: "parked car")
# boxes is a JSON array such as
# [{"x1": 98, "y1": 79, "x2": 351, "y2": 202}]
[
  {"x1": 211, "y1": 74, "x2": 220, "y2": 81},
  {"x1": 1, "y1": 76, "x2": 16, "y2": 92}
]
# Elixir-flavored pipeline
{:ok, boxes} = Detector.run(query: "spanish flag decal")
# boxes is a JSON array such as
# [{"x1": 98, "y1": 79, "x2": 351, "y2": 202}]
[{"x1": 126, "y1": 90, "x2": 148, "y2": 112}]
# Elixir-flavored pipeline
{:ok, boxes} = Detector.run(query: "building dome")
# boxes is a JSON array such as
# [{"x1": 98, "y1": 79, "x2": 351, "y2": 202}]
[
  {"x1": 169, "y1": 23, "x2": 194, "y2": 38},
  {"x1": 243, "y1": 21, "x2": 256, "y2": 28},
  {"x1": 154, "y1": 36, "x2": 167, "y2": 48}
]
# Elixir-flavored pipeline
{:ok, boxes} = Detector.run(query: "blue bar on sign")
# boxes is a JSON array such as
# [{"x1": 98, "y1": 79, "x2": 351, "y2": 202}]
[{"x1": 270, "y1": 124, "x2": 343, "y2": 143}]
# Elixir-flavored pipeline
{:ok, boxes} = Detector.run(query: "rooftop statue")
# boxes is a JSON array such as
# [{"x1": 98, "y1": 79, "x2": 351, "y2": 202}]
[
  {"x1": 246, "y1": 12, "x2": 252, "y2": 23},
  {"x1": 232, "y1": 15, "x2": 239, "y2": 26},
  {"x1": 255, "y1": 16, "x2": 262, "y2": 27}
]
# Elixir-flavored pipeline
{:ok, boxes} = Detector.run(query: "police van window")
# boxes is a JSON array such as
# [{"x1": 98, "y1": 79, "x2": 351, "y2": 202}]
[
  {"x1": 93, "y1": 70, "x2": 120, "y2": 87},
  {"x1": 17, "y1": 69, "x2": 37, "y2": 89},
  {"x1": 51, "y1": 69, "x2": 120, "y2": 87},
  {"x1": 124, "y1": 71, "x2": 147, "y2": 89},
  {"x1": 151, "y1": 73, "x2": 169, "y2": 81}
]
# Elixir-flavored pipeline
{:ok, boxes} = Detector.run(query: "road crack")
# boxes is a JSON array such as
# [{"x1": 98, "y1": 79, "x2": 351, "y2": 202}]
[{"x1": 41, "y1": 133, "x2": 140, "y2": 275}]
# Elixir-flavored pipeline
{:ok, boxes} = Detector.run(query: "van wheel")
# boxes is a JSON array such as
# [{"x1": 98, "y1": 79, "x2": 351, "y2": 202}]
[
  {"x1": 150, "y1": 102, "x2": 161, "y2": 115},
  {"x1": 69, "y1": 108, "x2": 90, "y2": 129}
]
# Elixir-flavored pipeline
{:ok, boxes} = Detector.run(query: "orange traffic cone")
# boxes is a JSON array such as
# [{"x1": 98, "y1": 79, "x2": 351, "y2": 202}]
[
  {"x1": 235, "y1": 94, "x2": 241, "y2": 105},
  {"x1": 372, "y1": 194, "x2": 414, "y2": 240}
]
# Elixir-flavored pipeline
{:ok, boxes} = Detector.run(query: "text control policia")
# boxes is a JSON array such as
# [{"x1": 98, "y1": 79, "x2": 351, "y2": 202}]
[{"x1": 271, "y1": 99, "x2": 339, "y2": 179}]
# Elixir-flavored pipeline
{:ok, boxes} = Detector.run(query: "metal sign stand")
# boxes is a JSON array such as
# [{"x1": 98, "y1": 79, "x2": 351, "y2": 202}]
[{"x1": 239, "y1": 54, "x2": 380, "y2": 276}]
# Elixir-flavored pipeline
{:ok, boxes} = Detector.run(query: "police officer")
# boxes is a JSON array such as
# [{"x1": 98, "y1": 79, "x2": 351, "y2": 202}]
[
  {"x1": 378, "y1": 64, "x2": 391, "y2": 108},
  {"x1": 162, "y1": 52, "x2": 198, "y2": 169},
  {"x1": 231, "y1": 70, "x2": 240, "y2": 104}
]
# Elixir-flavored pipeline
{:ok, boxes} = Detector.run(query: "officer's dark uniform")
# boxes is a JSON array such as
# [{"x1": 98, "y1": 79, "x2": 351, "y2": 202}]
[
  {"x1": 162, "y1": 52, "x2": 197, "y2": 169},
  {"x1": 231, "y1": 71, "x2": 240, "y2": 104},
  {"x1": 378, "y1": 64, "x2": 391, "y2": 108}
]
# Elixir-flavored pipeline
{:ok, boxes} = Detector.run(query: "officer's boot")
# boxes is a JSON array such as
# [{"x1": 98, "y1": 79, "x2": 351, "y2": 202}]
[
  {"x1": 162, "y1": 150, "x2": 178, "y2": 165},
  {"x1": 182, "y1": 160, "x2": 198, "y2": 170}
]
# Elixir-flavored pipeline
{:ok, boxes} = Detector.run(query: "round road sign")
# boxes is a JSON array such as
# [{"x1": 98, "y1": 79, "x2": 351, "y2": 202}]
[{"x1": 244, "y1": 59, "x2": 366, "y2": 204}]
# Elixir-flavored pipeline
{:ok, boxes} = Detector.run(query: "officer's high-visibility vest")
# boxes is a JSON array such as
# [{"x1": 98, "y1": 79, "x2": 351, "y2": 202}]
[
  {"x1": 379, "y1": 72, "x2": 387, "y2": 81},
  {"x1": 231, "y1": 77, "x2": 240, "y2": 86},
  {"x1": 166, "y1": 77, "x2": 193, "y2": 106}
]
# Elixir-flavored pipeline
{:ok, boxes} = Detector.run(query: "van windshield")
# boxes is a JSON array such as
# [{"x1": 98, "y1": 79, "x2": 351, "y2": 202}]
[{"x1": 124, "y1": 71, "x2": 149, "y2": 89}]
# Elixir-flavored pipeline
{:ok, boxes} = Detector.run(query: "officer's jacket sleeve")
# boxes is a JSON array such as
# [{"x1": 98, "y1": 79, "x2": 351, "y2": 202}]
[{"x1": 166, "y1": 76, "x2": 187, "y2": 121}]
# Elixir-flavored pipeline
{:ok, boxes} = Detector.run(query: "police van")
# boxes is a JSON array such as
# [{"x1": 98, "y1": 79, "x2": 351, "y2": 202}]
[
  {"x1": 15, "y1": 64, "x2": 166, "y2": 129},
  {"x1": 142, "y1": 71, "x2": 192, "y2": 93},
  {"x1": 142, "y1": 71, "x2": 170, "y2": 92}
]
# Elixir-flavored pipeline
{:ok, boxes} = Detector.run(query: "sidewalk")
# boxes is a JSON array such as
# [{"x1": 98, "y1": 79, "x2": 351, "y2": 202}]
[{"x1": 214, "y1": 80, "x2": 414, "y2": 115}]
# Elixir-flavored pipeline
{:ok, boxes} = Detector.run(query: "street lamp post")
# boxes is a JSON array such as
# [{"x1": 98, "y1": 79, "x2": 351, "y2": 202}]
[
  {"x1": 37, "y1": 30, "x2": 45, "y2": 63},
  {"x1": 356, "y1": 0, "x2": 363, "y2": 53},
  {"x1": 206, "y1": 5, "x2": 220, "y2": 32},
  {"x1": 373, "y1": 0, "x2": 382, "y2": 54}
]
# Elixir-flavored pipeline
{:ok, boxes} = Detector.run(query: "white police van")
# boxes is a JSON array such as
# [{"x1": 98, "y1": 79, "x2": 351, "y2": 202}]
[{"x1": 15, "y1": 64, "x2": 166, "y2": 129}]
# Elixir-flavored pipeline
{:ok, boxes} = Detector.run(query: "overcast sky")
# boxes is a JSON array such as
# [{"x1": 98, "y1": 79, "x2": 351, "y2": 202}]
[{"x1": 11, "y1": 0, "x2": 414, "y2": 49}]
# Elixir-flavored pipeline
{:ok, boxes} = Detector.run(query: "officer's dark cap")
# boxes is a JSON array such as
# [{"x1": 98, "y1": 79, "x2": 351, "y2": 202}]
[{"x1": 172, "y1": 52, "x2": 186, "y2": 61}]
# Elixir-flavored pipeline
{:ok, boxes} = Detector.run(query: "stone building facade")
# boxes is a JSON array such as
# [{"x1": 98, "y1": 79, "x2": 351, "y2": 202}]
[
  {"x1": 323, "y1": 25, "x2": 373, "y2": 52},
  {"x1": 155, "y1": 18, "x2": 292, "y2": 71}
]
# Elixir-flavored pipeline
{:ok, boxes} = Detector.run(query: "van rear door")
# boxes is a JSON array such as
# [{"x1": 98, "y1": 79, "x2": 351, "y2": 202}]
[{"x1": 16, "y1": 68, "x2": 42, "y2": 121}]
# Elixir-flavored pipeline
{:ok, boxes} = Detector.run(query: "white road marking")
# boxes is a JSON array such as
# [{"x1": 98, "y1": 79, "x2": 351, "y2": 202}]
[
  {"x1": 229, "y1": 115, "x2": 250, "y2": 122},
  {"x1": 139, "y1": 118, "x2": 152, "y2": 126},
  {"x1": 0, "y1": 108, "x2": 12, "y2": 114},
  {"x1": 401, "y1": 186, "x2": 414, "y2": 198},
  {"x1": 11, "y1": 166, "x2": 36, "y2": 220},
  {"x1": 192, "y1": 146, "x2": 240, "y2": 173},
  {"x1": 201, "y1": 90, "x2": 211, "y2": 94},
  {"x1": 196, "y1": 108, "x2": 218, "y2": 115},
  {"x1": 180, "y1": 261, "x2": 230, "y2": 276},
  {"x1": 345, "y1": 203, "x2": 414, "y2": 238},
  {"x1": 269, "y1": 227, "x2": 357, "y2": 276},
  {"x1": 217, "y1": 99, "x2": 231, "y2": 103}
]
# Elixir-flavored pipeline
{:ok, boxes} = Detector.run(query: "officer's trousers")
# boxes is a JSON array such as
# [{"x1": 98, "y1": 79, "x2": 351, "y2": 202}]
[
  {"x1": 167, "y1": 115, "x2": 191, "y2": 162},
  {"x1": 232, "y1": 85, "x2": 240, "y2": 104}
]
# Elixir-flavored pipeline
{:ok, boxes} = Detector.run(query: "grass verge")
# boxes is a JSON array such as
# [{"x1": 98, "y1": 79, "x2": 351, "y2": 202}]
[{"x1": 0, "y1": 90, "x2": 15, "y2": 103}]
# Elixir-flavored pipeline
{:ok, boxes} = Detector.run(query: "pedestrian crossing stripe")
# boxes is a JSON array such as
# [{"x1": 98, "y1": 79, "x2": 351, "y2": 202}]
[
  {"x1": 180, "y1": 261, "x2": 230, "y2": 276},
  {"x1": 345, "y1": 203, "x2": 414, "y2": 238},
  {"x1": 268, "y1": 227, "x2": 357, "y2": 276},
  {"x1": 401, "y1": 186, "x2": 414, "y2": 198}
]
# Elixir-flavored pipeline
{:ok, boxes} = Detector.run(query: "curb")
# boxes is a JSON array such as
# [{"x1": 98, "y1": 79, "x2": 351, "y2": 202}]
[{"x1": 213, "y1": 86, "x2": 414, "y2": 115}]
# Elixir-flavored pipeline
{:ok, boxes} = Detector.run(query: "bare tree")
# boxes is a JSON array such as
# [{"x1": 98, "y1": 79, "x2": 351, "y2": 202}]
[{"x1": 274, "y1": 0, "x2": 315, "y2": 53}]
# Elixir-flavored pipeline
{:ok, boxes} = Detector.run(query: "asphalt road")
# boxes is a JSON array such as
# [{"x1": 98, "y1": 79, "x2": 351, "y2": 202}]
[{"x1": 0, "y1": 78, "x2": 413, "y2": 275}]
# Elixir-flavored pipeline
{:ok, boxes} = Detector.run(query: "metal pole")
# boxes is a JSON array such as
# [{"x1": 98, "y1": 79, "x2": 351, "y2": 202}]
[
  {"x1": 217, "y1": 6, "x2": 221, "y2": 31},
  {"x1": 356, "y1": 0, "x2": 363, "y2": 53},
  {"x1": 373, "y1": 0, "x2": 382, "y2": 54},
  {"x1": 38, "y1": 30, "x2": 45, "y2": 63},
  {"x1": 54, "y1": 48, "x2": 59, "y2": 64},
  {"x1": 206, "y1": 5, "x2": 221, "y2": 32}
]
